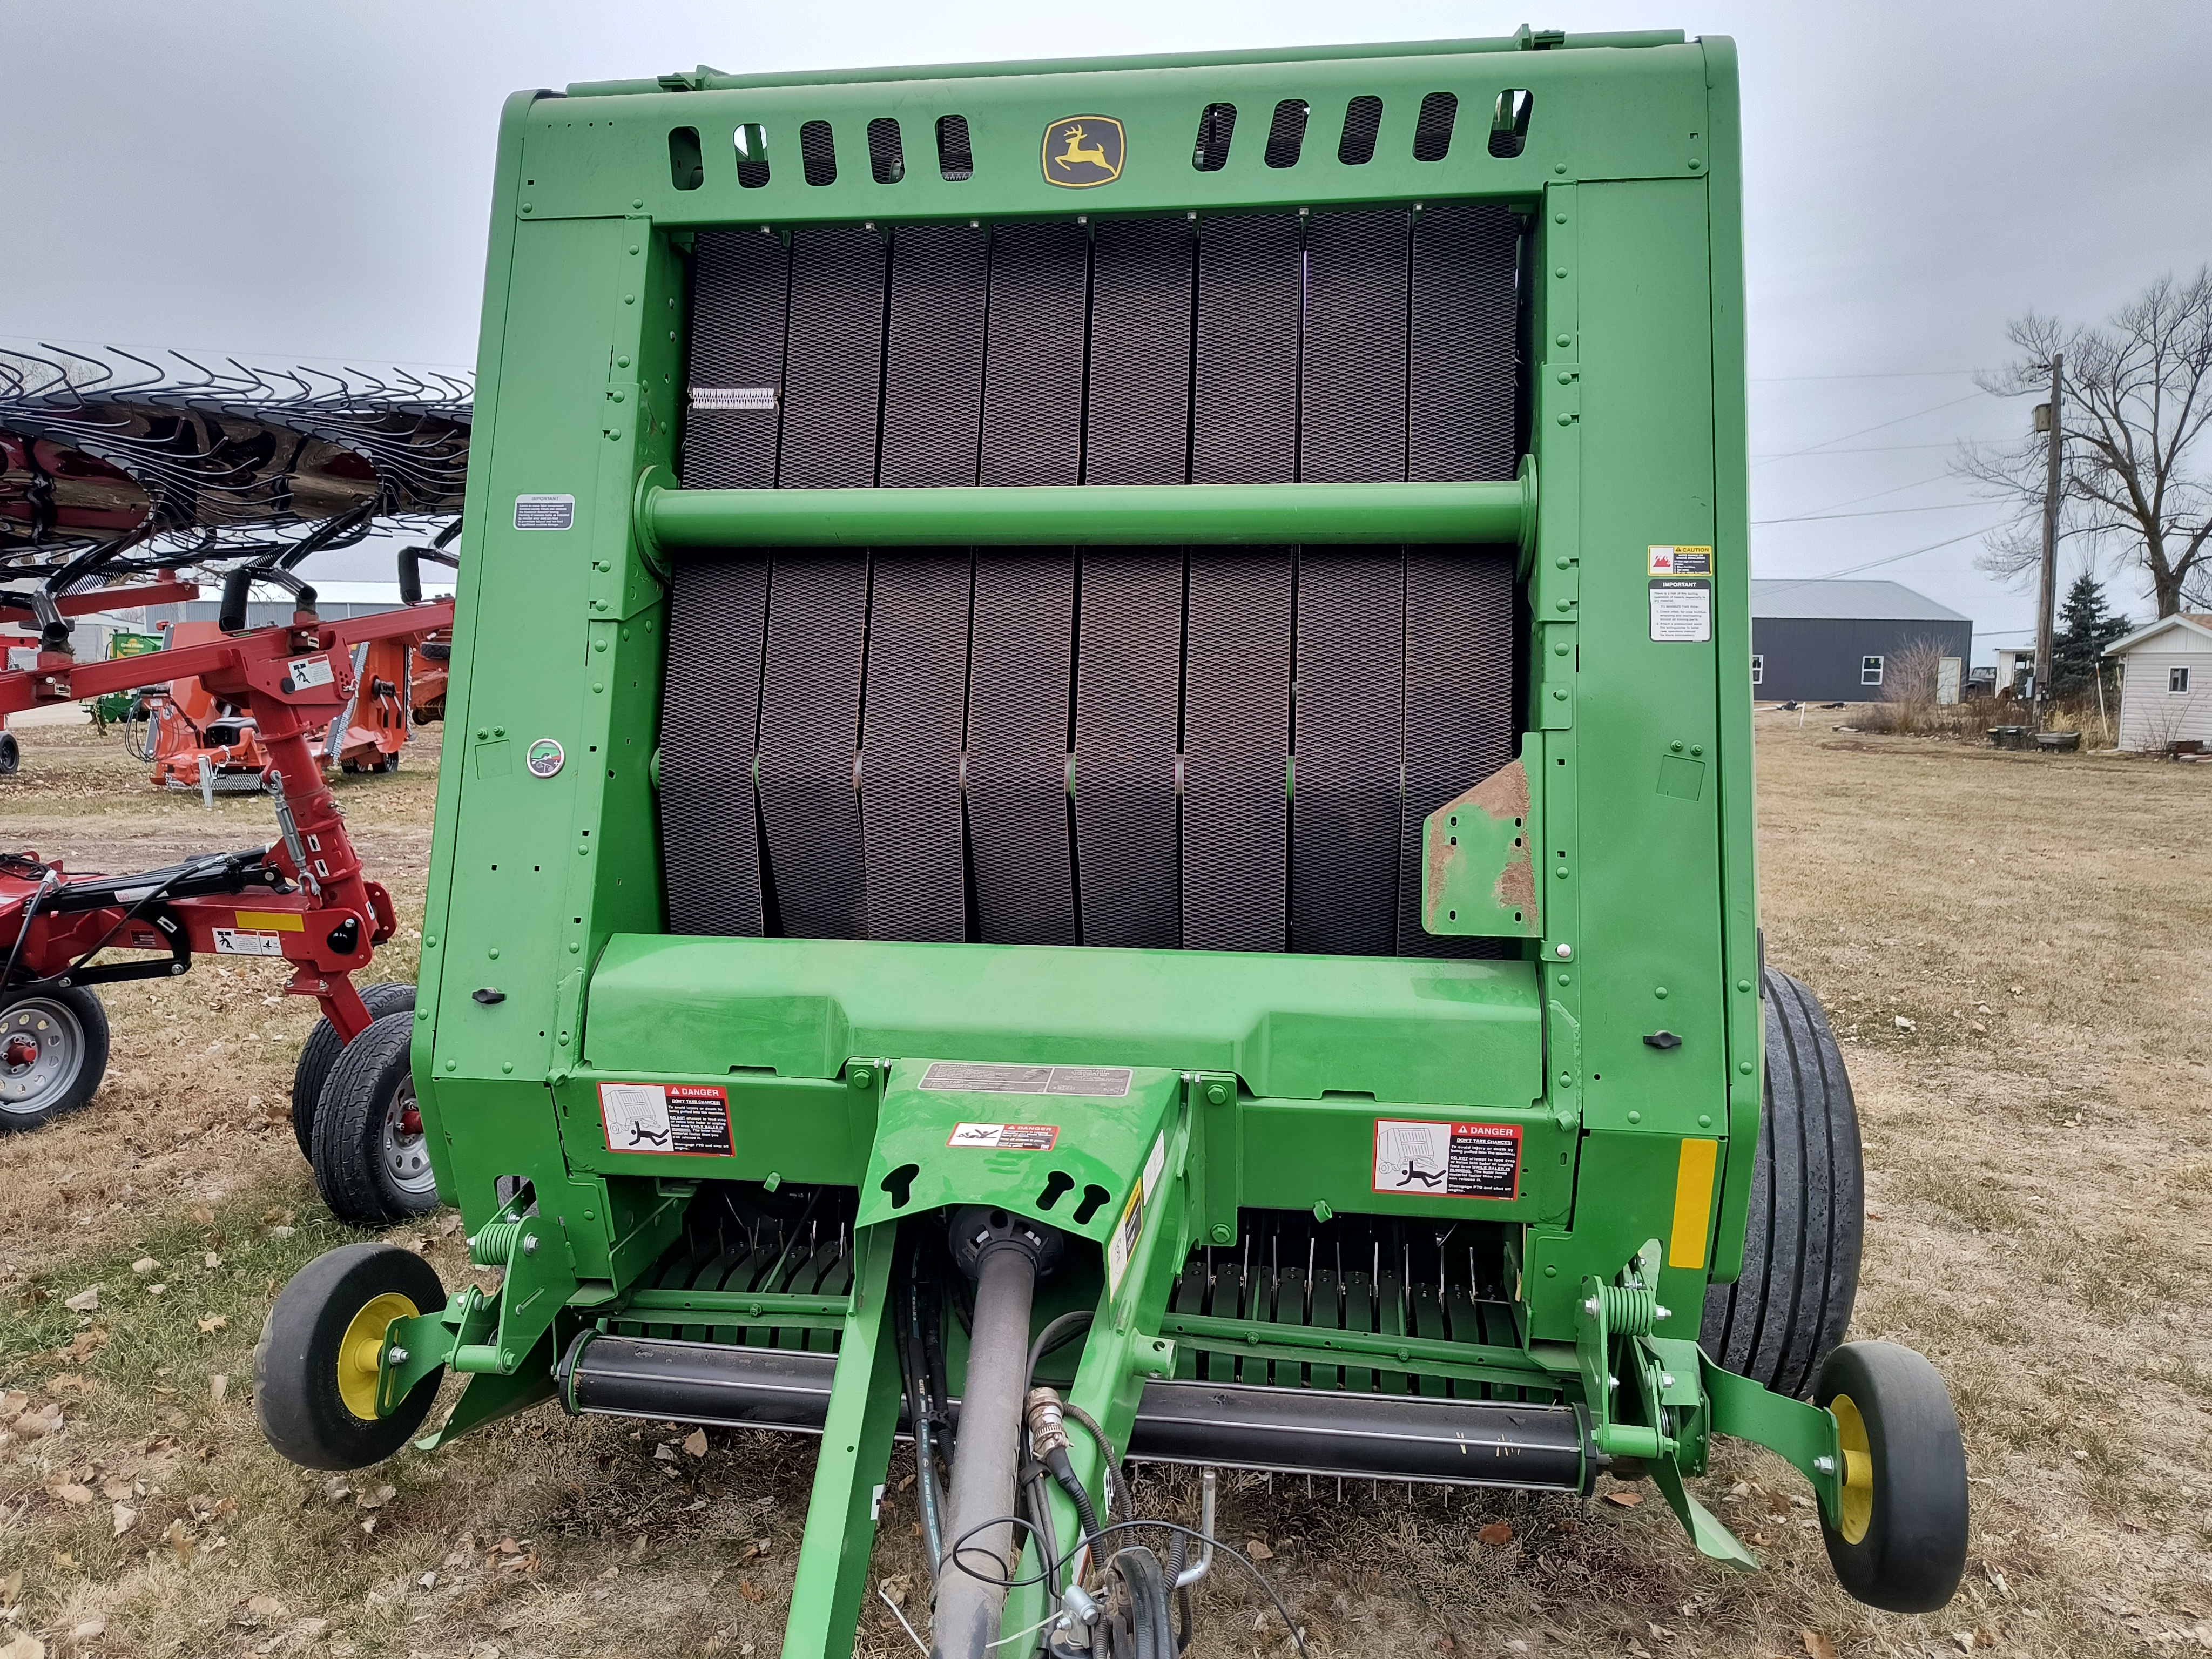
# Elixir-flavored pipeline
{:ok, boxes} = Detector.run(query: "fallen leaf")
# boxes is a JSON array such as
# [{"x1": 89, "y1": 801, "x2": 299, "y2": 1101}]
[
  {"x1": 204, "y1": 1251, "x2": 222, "y2": 1269},
  {"x1": 2, "y1": 1633, "x2": 46, "y2": 1659},
  {"x1": 357, "y1": 1483, "x2": 395, "y2": 1511},
  {"x1": 1800, "y1": 1630, "x2": 1837, "y2": 1659},
  {"x1": 1604, "y1": 1490, "x2": 1643, "y2": 1508},
  {"x1": 68, "y1": 1622, "x2": 105, "y2": 1644},
  {"x1": 1246, "y1": 1539, "x2": 1274, "y2": 1560},
  {"x1": 361, "y1": 1518, "x2": 379, "y2": 1535},
  {"x1": 102, "y1": 1476, "x2": 132, "y2": 1500},
  {"x1": 209, "y1": 1374, "x2": 229, "y2": 1405},
  {"x1": 684, "y1": 1428, "x2": 709, "y2": 1459},
  {"x1": 15, "y1": 1403, "x2": 62, "y2": 1438},
  {"x1": 880, "y1": 1574, "x2": 911, "y2": 1608},
  {"x1": 197, "y1": 1314, "x2": 228, "y2": 1334},
  {"x1": 165, "y1": 1518, "x2": 193, "y2": 1562},
  {"x1": 1477, "y1": 1522, "x2": 1514, "y2": 1546},
  {"x1": 132, "y1": 1258, "x2": 158, "y2": 1275},
  {"x1": 62, "y1": 1286, "x2": 99, "y2": 1312},
  {"x1": 323, "y1": 1478, "x2": 352, "y2": 1502},
  {"x1": 0, "y1": 1568, "x2": 19, "y2": 1607},
  {"x1": 147, "y1": 1284, "x2": 166, "y2": 1297},
  {"x1": 494, "y1": 1536, "x2": 522, "y2": 1555},
  {"x1": 737, "y1": 1578, "x2": 764, "y2": 1603},
  {"x1": 113, "y1": 1502, "x2": 138, "y2": 1535},
  {"x1": 296, "y1": 1619, "x2": 331, "y2": 1638},
  {"x1": 653, "y1": 1442, "x2": 678, "y2": 1462},
  {"x1": 1749, "y1": 1531, "x2": 1771, "y2": 1546},
  {"x1": 752, "y1": 1538, "x2": 771, "y2": 1557},
  {"x1": 192, "y1": 1205, "x2": 215, "y2": 1225},
  {"x1": 1951, "y1": 1636, "x2": 1974, "y2": 1655},
  {"x1": 50, "y1": 1481, "x2": 96, "y2": 1506}
]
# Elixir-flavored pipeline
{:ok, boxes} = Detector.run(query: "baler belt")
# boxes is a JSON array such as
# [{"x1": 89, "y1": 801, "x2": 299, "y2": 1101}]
[
  {"x1": 1181, "y1": 549, "x2": 1292, "y2": 951},
  {"x1": 879, "y1": 223, "x2": 987, "y2": 487},
  {"x1": 681, "y1": 229, "x2": 788, "y2": 490},
  {"x1": 1191, "y1": 213, "x2": 1301, "y2": 485},
  {"x1": 1083, "y1": 219, "x2": 1192, "y2": 484},
  {"x1": 779, "y1": 227, "x2": 886, "y2": 488},
  {"x1": 1397, "y1": 547, "x2": 1516, "y2": 957},
  {"x1": 966, "y1": 549, "x2": 1077, "y2": 944},
  {"x1": 1289, "y1": 549, "x2": 1403, "y2": 956},
  {"x1": 660, "y1": 551, "x2": 770, "y2": 936},
  {"x1": 1071, "y1": 550, "x2": 1183, "y2": 948},
  {"x1": 859, "y1": 552, "x2": 973, "y2": 942},
  {"x1": 1303, "y1": 209, "x2": 1411, "y2": 483},
  {"x1": 1410, "y1": 204, "x2": 1520, "y2": 482},
  {"x1": 980, "y1": 220, "x2": 1088, "y2": 488},
  {"x1": 756, "y1": 550, "x2": 869, "y2": 938}
]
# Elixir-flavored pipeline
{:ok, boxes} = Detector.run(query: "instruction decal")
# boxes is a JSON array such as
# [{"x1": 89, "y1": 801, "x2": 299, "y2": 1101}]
[
  {"x1": 919, "y1": 1061, "x2": 1131, "y2": 1098},
  {"x1": 514, "y1": 494, "x2": 575, "y2": 531},
  {"x1": 947, "y1": 1122, "x2": 1060, "y2": 1151},
  {"x1": 597, "y1": 1082, "x2": 734, "y2": 1156},
  {"x1": 1371, "y1": 1119, "x2": 1522, "y2": 1201},
  {"x1": 284, "y1": 655, "x2": 336, "y2": 691},
  {"x1": 1649, "y1": 581, "x2": 1712, "y2": 643},
  {"x1": 212, "y1": 928, "x2": 284, "y2": 957},
  {"x1": 1106, "y1": 1131, "x2": 1168, "y2": 1296}
]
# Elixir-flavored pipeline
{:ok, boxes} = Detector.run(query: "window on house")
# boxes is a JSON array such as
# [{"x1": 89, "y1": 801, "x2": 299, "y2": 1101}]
[
  {"x1": 2174, "y1": 665, "x2": 2193, "y2": 694},
  {"x1": 1861, "y1": 655, "x2": 1884, "y2": 686},
  {"x1": 1750, "y1": 655, "x2": 1764, "y2": 686}
]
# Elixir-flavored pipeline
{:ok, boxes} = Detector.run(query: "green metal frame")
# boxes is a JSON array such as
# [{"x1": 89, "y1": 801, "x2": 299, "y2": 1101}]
[{"x1": 356, "y1": 26, "x2": 1846, "y2": 1658}]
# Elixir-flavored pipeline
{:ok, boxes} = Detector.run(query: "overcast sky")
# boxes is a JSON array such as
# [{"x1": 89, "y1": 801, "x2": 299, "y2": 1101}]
[{"x1": 6, "y1": 1, "x2": 2208, "y2": 656}]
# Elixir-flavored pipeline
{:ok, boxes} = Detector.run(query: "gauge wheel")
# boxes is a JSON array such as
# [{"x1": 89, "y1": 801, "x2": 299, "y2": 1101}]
[
  {"x1": 255, "y1": 1242, "x2": 447, "y2": 1469},
  {"x1": 292, "y1": 983, "x2": 419, "y2": 1160},
  {"x1": 311, "y1": 1010, "x2": 440, "y2": 1228},
  {"x1": 0, "y1": 987, "x2": 110, "y2": 1132},
  {"x1": 1816, "y1": 1340, "x2": 1969, "y2": 1613}
]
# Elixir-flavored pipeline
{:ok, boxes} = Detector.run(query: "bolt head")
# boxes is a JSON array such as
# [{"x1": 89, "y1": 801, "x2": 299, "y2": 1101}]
[
  {"x1": 1583, "y1": 1297, "x2": 1600, "y2": 1316},
  {"x1": 1210, "y1": 1224, "x2": 1234, "y2": 1244},
  {"x1": 1813, "y1": 1455, "x2": 1836, "y2": 1474},
  {"x1": 388, "y1": 1346, "x2": 409, "y2": 1365},
  {"x1": 1654, "y1": 1305, "x2": 1671, "y2": 1321}
]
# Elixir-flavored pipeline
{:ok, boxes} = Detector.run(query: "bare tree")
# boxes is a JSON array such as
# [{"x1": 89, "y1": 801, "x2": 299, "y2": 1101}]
[
  {"x1": 1879, "y1": 636, "x2": 1949, "y2": 706},
  {"x1": 1957, "y1": 269, "x2": 2212, "y2": 617}
]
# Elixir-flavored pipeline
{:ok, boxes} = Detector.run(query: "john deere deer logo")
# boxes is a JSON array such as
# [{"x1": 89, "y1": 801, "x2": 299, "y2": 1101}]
[{"x1": 1042, "y1": 115, "x2": 1124, "y2": 188}]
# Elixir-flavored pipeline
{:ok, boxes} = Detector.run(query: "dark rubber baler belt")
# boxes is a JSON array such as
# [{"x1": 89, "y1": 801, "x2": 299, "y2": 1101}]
[
  {"x1": 660, "y1": 552, "x2": 770, "y2": 936},
  {"x1": 681, "y1": 228, "x2": 788, "y2": 490},
  {"x1": 756, "y1": 551, "x2": 869, "y2": 939},
  {"x1": 1290, "y1": 549, "x2": 1403, "y2": 956},
  {"x1": 1073, "y1": 551, "x2": 1183, "y2": 947},
  {"x1": 967, "y1": 550, "x2": 1077, "y2": 944},
  {"x1": 860, "y1": 553, "x2": 972, "y2": 942},
  {"x1": 779, "y1": 227, "x2": 886, "y2": 488},
  {"x1": 880, "y1": 223, "x2": 987, "y2": 487},
  {"x1": 1397, "y1": 548, "x2": 1517, "y2": 957},
  {"x1": 1083, "y1": 220, "x2": 1191, "y2": 484},
  {"x1": 1182, "y1": 550, "x2": 1292, "y2": 952},
  {"x1": 980, "y1": 220, "x2": 1088, "y2": 488},
  {"x1": 1302, "y1": 209, "x2": 1410, "y2": 483},
  {"x1": 1410, "y1": 204, "x2": 1521, "y2": 483},
  {"x1": 1191, "y1": 213, "x2": 1301, "y2": 485}
]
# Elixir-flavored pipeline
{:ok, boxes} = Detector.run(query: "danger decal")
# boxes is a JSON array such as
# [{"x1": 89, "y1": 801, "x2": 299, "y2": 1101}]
[
  {"x1": 597, "y1": 1082, "x2": 734, "y2": 1156},
  {"x1": 1371, "y1": 1118, "x2": 1521, "y2": 1201}
]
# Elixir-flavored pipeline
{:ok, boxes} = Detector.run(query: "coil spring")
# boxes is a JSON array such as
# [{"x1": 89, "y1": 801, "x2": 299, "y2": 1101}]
[
  {"x1": 1597, "y1": 1283, "x2": 1654, "y2": 1338},
  {"x1": 470, "y1": 1220, "x2": 523, "y2": 1267}
]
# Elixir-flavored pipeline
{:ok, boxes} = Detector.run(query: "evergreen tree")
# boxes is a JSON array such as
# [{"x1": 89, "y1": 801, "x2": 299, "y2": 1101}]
[{"x1": 2049, "y1": 572, "x2": 2130, "y2": 698}]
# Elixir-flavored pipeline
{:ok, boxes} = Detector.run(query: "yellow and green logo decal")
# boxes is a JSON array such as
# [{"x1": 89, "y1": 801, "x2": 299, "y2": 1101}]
[{"x1": 1042, "y1": 116, "x2": 1124, "y2": 188}]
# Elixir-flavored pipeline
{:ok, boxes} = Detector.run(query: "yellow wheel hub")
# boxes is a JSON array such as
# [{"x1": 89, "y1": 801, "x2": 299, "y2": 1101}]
[
  {"x1": 1830, "y1": 1393, "x2": 1874, "y2": 1543},
  {"x1": 336, "y1": 1291, "x2": 419, "y2": 1422}
]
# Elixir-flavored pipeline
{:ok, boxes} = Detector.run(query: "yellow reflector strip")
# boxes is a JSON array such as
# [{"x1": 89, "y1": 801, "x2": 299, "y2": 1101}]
[
  {"x1": 233, "y1": 910, "x2": 305, "y2": 933},
  {"x1": 1668, "y1": 1138, "x2": 1720, "y2": 1269}
]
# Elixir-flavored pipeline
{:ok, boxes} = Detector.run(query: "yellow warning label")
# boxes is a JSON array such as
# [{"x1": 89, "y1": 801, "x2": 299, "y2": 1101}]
[
  {"x1": 1667, "y1": 1138, "x2": 1720, "y2": 1269},
  {"x1": 233, "y1": 910, "x2": 305, "y2": 933}
]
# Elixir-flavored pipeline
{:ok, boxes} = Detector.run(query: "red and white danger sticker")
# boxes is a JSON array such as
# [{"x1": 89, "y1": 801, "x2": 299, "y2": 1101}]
[
  {"x1": 598, "y1": 1082, "x2": 733, "y2": 1156},
  {"x1": 947, "y1": 1122, "x2": 1059, "y2": 1151},
  {"x1": 1371, "y1": 1118, "x2": 1521, "y2": 1201}
]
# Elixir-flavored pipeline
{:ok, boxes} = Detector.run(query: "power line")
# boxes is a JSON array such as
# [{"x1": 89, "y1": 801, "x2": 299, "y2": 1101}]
[
  {"x1": 1749, "y1": 391, "x2": 1990, "y2": 467},
  {"x1": 1749, "y1": 368, "x2": 1979, "y2": 383},
  {"x1": 1748, "y1": 439, "x2": 1966, "y2": 459},
  {"x1": 1752, "y1": 500, "x2": 1988, "y2": 527},
  {"x1": 1750, "y1": 523, "x2": 2002, "y2": 597}
]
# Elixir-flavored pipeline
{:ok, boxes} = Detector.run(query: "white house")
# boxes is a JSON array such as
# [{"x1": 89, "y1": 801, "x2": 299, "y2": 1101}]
[{"x1": 2106, "y1": 614, "x2": 2212, "y2": 752}]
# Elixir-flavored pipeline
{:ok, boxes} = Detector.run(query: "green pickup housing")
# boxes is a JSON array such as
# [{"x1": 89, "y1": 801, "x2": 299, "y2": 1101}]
[{"x1": 388, "y1": 25, "x2": 1866, "y2": 1655}]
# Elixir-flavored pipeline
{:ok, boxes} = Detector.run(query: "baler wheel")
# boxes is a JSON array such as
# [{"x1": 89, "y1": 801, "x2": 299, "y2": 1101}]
[
  {"x1": 1699, "y1": 966, "x2": 1863, "y2": 1398},
  {"x1": 292, "y1": 983, "x2": 418, "y2": 1159},
  {"x1": 0, "y1": 987, "x2": 110, "y2": 1132},
  {"x1": 1812, "y1": 1340, "x2": 1968, "y2": 1612},
  {"x1": 312, "y1": 1010, "x2": 440, "y2": 1228},
  {"x1": 254, "y1": 1242, "x2": 448, "y2": 1469}
]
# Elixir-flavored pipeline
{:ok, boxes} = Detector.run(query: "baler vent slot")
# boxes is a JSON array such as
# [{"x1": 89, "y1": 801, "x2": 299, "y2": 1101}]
[
  {"x1": 668, "y1": 127, "x2": 704, "y2": 192},
  {"x1": 866, "y1": 117, "x2": 905, "y2": 185},
  {"x1": 1192, "y1": 102, "x2": 1238, "y2": 171},
  {"x1": 1337, "y1": 95, "x2": 1384, "y2": 165},
  {"x1": 1263, "y1": 99, "x2": 1310, "y2": 168},
  {"x1": 1489, "y1": 89, "x2": 1534, "y2": 159},
  {"x1": 733, "y1": 123, "x2": 771, "y2": 189},
  {"x1": 935, "y1": 115, "x2": 974, "y2": 181},
  {"x1": 799, "y1": 119, "x2": 837, "y2": 186},
  {"x1": 1411, "y1": 91, "x2": 1458, "y2": 161}
]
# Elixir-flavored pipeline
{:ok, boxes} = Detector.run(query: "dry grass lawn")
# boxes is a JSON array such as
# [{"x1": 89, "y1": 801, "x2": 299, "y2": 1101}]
[{"x1": 1, "y1": 713, "x2": 2207, "y2": 1658}]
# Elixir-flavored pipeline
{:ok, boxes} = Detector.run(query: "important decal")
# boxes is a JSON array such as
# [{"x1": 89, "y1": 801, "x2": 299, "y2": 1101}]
[
  {"x1": 919, "y1": 1061, "x2": 1132, "y2": 1098},
  {"x1": 1648, "y1": 580, "x2": 1712, "y2": 643},
  {"x1": 1041, "y1": 115, "x2": 1125, "y2": 188},
  {"x1": 211, "y1": 928, "x2": 285, "y2": 957},
  {"x1": 514, "y1": 494, "x2": 576, "y2": 531},
  {"x1": 284, "y1": 655, "x2": 335, "y2": 691},
  {"x1": 597, "y1": 1082, "x2": 735, "y2": 1156},
  {"x1": 1371, "y1": 1119, "x2": 1521, "y2": 1201},
  {"x1": 947, "y1": 1122, "x2": 1060, "y2": 1151}
]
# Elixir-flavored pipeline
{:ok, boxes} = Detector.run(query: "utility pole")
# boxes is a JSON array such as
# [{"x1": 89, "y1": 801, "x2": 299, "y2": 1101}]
[{"x1": 2032, "y1": 353, "x2": 2063, "y2": 725}]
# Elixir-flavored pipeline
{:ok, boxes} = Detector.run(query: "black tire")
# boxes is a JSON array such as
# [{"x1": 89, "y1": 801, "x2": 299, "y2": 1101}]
[
  {"x1": 292, "y1": 983, "x2": 417, "y2": 1159},
  {"x1": 0, "y1": 732, "x2": 18, "y2": 775},
  {"x1": 1815, "y1": 1341, "x2": 1968, "y2": 1613},
  {"x1": 419, "y1": 642, "x2": 450, "y2": 661},
  {"x1": 1700, "y1": 966, "x2": 1863, "y2": 1399},
  {"x1": 312, "y1": 1010, "x2": 440, "y2": 1228},
  {"x1": 255, "y1": 1242, "x2": 447, "y2": 1470},
  {"x1": 1102, "y1": 1546, "x2": 1174, "y2": 1659},
  {"x1": 0, "y1": 986, "x2": 110, "y2": 1132}
]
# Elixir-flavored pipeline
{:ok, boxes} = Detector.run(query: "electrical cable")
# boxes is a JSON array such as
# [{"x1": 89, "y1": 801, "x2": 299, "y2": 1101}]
[
  {"x1": 1061, "y1": 1401, "x2": 1135, "y2": 1528},
  {"x1": 1026, "y1": 1311, "x2": 1094, "y2": 1384},
  {"x1": 1076, "y1": 1522, "x2": 1312, "y2": 1659}
]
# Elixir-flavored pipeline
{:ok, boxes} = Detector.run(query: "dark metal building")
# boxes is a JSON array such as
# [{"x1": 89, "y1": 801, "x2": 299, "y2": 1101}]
[{"x1": 1750, "y1": 579, "x2": 1973, "y2": 703}]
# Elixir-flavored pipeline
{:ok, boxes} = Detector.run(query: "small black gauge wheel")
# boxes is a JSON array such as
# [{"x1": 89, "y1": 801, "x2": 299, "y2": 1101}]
[
  {"x1": 255, "y1": 1242, "x2": 447, "y2": 1470},
  {"x1": 1815, "y1": 1340, "x2": 1969, "y2": 1613}
]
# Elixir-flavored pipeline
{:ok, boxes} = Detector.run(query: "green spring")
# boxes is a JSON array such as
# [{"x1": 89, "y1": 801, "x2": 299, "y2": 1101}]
[
  {"x1": 469, "y1": 1220, "x2": 523, "y2": 1267},
  {"x1": 1599, "y1": 1283, "x2": 1655, "y2": 1337}
]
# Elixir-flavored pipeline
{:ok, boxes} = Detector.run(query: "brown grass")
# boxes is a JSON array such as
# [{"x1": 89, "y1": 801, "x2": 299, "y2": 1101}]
[{"x1": 2, "y1": 719, "x2": 2209, "y2": 1657}]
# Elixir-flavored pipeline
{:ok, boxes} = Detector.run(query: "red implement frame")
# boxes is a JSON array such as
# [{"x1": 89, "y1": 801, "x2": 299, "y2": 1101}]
[{"x1": 0, "y1": 592, "x2": 456, "y2": 1042}]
